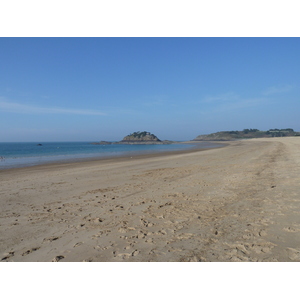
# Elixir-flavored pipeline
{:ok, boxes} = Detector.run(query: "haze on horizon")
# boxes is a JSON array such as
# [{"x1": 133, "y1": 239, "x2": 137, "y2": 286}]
[{"x1": 1, "y1": 38, "x2": 300, "y2": 142}]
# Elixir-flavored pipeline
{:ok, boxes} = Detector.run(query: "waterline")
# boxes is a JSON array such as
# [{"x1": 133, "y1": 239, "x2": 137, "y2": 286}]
[{"x1": 0, "y1": 141, "x2": 222, "y2": 169}]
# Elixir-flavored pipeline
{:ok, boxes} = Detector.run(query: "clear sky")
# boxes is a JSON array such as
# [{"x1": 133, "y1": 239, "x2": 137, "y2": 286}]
[{"x1": 1, "y1": 37, "x2": 299, "y2": 142}]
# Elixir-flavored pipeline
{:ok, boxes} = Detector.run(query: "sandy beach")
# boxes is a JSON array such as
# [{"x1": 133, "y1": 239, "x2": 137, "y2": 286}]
[{"x1": 1, "y1": 137, "x2": 300, "y2": 262}]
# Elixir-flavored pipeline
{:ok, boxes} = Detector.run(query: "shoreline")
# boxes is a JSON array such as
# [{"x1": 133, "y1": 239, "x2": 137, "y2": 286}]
[{"x1": 0, "y1": 141, "x2": 226, "y2": 173}]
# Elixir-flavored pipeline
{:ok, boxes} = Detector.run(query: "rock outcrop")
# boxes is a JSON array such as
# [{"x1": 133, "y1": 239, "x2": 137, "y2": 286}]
[
  {"x1": 92, "y1": 131, "x2": 175, "y2": 145},
  {"x1": 119, "y1": 131, "x2": 161, "y2": 143}
]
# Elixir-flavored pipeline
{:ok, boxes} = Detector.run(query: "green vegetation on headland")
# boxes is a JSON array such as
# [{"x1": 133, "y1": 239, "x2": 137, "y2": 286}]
[
  {"x1": 119, "y1": 131, "x2": 172, "y2": 144},
  {"x1": 125, "y1": 131, "x2": 160, "y2": 141},
  {"x1": 193, "y1": 128, "x2": 300, "y2": 141}
]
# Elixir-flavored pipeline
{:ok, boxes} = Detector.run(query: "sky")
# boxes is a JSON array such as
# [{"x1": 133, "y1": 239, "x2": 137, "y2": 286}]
[{"x1": 1, "y1": 37, "x2": 300, "y2": 142}]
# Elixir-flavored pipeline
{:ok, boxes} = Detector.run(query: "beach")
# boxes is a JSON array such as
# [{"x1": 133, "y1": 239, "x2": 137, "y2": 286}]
[{"x1": 1, "y1": 137, "x2": 300, "y2": 262}]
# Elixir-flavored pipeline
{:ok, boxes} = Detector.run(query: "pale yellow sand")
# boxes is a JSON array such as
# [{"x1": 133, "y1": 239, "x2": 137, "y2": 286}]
[{"x1": 1, "y1": 137, "x2": 300, "y2": 262}]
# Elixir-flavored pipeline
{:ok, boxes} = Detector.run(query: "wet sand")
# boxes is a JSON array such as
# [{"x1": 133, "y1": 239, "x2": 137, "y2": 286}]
[{"x1": 1, "y1": 137, "x2": 300, "y2": 262}]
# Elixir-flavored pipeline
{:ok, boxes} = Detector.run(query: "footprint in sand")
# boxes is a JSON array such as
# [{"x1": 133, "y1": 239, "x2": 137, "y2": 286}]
[
  {"x1": 116, "y1": 253, "x2": 131, "y2": 259},
  {"x1": 132, "y1": 250, "x2": 139, "y2": 256},
  {"x1": 250, "y1": 243, "x2": 274, "y2": 254},
  {"x1": 93, "y1": 218, "x2": 104, "y2": 223},
  {"x1": 22, "y1": 247, "x2": 40, "y2": 256},
  {"x1": 1, "y1": 251, "x2": 15, "y2": 261},
  {"x1": 145, "y1": 238, "x2": 154, "y2": 243},
  {"x1": 158, "y1": 202, "x2": 172, "y2": 208},
  {"x1": 140, "y1": 218, "x2": 155, "y2": 227},
  {"x1": 283, "y1": 226, "x2": 300, "y2": 232},
  {"x1": 43, "y1": 236, "x2": 60, "y2": 242},
  {"x1": 258, "y1": 230, "x2": 267, "y2": 237},
  {"x1": 118, "y1": 225, "x2": 136, "y2": 233},
  {"x1": 52, "y1": 255, "x2": 65, "y2": 262},
  {"x1": 286, "y1": 248, "x2": 300, "y2": 261}
]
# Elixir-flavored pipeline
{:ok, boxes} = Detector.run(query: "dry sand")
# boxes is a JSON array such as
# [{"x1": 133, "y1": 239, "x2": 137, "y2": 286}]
[{"x1": 1, "y1": 137, "x2": 300, "y2": 262}]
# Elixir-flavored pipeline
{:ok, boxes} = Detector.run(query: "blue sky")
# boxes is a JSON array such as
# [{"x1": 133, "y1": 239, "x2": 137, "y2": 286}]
[{"x1": 1, "y1": 37, "x2": 299, "y2": 142}]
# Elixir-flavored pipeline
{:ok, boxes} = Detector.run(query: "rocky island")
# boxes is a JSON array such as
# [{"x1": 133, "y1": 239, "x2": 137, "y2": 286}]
[
  {"x1": 120, "y1": 131, "x2": 160, "y2": 143},
  {"x1": 92, "y1": 131, "x2": 173, "y2": 145},
  {"x1": 117, "y1": 131, "x2": 173, "y2": 144}
]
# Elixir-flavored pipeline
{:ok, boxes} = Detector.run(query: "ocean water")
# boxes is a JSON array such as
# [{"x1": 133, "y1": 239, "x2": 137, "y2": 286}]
[{"x1": 0, "y1": 141, "x2": 221, "y2": 169}]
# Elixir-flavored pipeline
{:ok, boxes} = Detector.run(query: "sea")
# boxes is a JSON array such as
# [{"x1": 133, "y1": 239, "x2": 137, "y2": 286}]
[{"x1": 0, "y1": 141, "x2": 222, "y2": 169}]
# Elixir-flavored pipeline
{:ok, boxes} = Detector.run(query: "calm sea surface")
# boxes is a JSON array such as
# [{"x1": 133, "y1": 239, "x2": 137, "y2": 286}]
[{"x1": 0, "y1": 141, "x2": 221, "y2": 169}]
